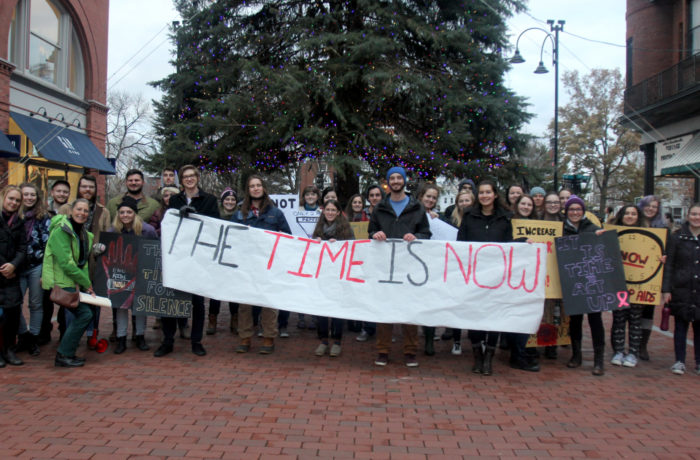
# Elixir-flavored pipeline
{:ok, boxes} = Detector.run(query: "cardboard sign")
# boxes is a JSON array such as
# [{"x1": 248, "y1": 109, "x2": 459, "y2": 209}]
[
  {"x1": 133, "y1": 239, "x2": 193, "y2": 318},
  {"x1": 555, "y1": 231, "x2": 628, "y2": 315},
  {"x1": 160, "y1": 210, "x2": 547, "y2": 333},
  {"x1": 512, "y1": 219, "x2": 564, "y2": 299},
  {"x1": 526, "y1": 300, "x2": 571, "y2": 347},
  {"x1": 604, "y1": 224, "x2": 667, "y2": 305},
  {"x1": 428, "y1": 215, "x2": 458, "y2": 241},
  {"x1": 350, "y1": 221, "x2": 369, "y2": 240},
  {"x1": 94, "y1": 233, "x2": 139, "y2": 309}
]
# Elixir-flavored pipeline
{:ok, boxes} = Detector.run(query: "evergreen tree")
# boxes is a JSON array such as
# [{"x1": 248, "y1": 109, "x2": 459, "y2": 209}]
[{"x1": 148, "y1": 0, "x2": 530, "y2": 185}]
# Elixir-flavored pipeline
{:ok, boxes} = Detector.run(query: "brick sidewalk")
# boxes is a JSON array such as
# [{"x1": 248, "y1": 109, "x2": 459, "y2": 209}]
[{"x1": 0, "y1": 311, "x2": 698, "y2": 459}]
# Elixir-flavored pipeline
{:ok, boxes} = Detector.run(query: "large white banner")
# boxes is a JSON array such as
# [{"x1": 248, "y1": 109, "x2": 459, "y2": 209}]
[{"x1": 160, "y1": 210, "x2": 546, "y2": 333}]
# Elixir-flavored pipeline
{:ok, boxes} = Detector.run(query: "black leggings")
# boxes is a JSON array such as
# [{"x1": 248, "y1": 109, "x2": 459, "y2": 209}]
[
  {"x1": 1, "y1": 307, "x2": 20, "y2": 350},
  {"x1": 209, "y1": 299, "x2": 238, "y2": 316},
  {"x1": 569, "y1": 312, "x2": 604, "y2": 347}
]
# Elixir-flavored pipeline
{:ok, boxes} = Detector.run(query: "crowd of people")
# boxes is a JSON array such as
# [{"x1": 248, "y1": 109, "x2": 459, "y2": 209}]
[{"x1": 0, "y1": 165, "x2": 697, "y2": 378}]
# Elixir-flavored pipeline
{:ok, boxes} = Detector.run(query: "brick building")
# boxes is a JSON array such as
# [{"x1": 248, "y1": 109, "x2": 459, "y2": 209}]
[
  {"x1": 0, "y1": 0, "x2": 113, "y2": 199},
  {"x1": 624, "y1": 0, "x2": 700, "y2": 206}
]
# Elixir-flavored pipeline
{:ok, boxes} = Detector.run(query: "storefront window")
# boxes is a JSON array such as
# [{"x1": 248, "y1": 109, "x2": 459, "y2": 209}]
[{"x1": 7, "y1": 0, "x2": 85, "y2": 97}]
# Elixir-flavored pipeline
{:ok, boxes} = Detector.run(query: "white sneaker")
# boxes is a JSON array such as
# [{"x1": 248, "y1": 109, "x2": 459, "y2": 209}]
[
  {"x1": 451, "y1": 342, "x2": 462, "y2": 355},
  {"x1": 315, "y1": 343, "x2": 328, "y2": 356},
  {"x1": 671, "y1": 361, "x2": 686, "y2": 375},
  {"x1": 622, "y1": 354, "x2": 638, "y2": 368},
  {"x1": 610, "y1": 352, "x2": 624, "y2": 366}
]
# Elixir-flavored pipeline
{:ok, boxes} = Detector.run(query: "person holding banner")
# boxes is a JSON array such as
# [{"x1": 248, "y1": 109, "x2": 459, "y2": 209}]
[
  {"x1": 562, "y1": 196, "x2": 606, "y2": 376},
  {"x1": 662, "y1": 203, "x2": 700, "y2": 375},
  {"x1": 457, "y1": 180, "x2": 515, "y2": 375},
  {"x1": 609, "y1": 205, "x2": 646, "y2": 368},
  {"x1": 0, "y1": 186, "x2": 26, "y2": 367},
  {"x1": 155, "y1": 165, "x2": 219, "y2": 358},
  {"x1": 108, "y1": 196, "x2": 157, "y2": 354},
  {"x1": 637, "y1": 195, "x2": 668, "y2": 361},
  {"x1": 311, "y1": 199, "x2": 355, "y2": 357},
  {"x1": 232, "y1": 175, "x2": 291, "y2": 354},
  {"x1": 43, "y1": 199, "x2": 96, "y2": 367},
  {"x1": 513, "y1": 194, "x2": 536, "y2": 220},
  {"x1": 369, "y1": 166, "x2": 431, "y2": 367}
]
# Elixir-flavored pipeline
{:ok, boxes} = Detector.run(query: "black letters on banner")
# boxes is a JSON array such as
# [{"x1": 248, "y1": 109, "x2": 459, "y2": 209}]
[
  {"x1": 134, "y1": 239, "x2": 193, "y2": 318},
  {"x1": 555, "y1": 231, "x2": 627, "y2": 316}
]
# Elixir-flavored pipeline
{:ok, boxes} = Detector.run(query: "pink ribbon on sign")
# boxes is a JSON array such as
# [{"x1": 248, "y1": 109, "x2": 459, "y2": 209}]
[{"x1": 617, "y1": 291, "x2": 630, "y2": 308}]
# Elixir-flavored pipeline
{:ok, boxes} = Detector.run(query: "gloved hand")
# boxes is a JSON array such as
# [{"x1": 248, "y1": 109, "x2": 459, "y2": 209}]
[{"x1": 179, "y1": 205, "x2": 197, "y2": 217}]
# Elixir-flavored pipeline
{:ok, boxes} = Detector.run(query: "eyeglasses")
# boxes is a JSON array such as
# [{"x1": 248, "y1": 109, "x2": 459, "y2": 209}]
[
  {"x1": 182, "y1": 174, "x2": 197, "y2": 180},
  {"x1": 568, "y1": 208, "x2": 583, "y2": 213}
]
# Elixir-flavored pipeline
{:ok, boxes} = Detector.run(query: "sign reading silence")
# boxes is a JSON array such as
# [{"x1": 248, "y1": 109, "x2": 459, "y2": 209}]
[{"x1": 94, "y1": 232, "x2": 192, "y2": 318}]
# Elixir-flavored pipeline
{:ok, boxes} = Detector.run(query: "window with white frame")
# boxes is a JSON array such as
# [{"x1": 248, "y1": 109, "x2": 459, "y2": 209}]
[{"x1": 7, "y1": 0, "x2": 85, "y2": 97}]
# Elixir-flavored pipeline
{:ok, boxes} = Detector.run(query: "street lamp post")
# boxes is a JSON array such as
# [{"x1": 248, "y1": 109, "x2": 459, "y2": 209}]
[{"x1": 510, "y1": 19, "x2": 565, "y2": 191}]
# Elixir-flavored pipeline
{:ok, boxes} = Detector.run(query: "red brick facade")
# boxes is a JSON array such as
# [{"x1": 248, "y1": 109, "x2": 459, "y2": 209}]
[
  {"x1": 0, "y1": 0, "x2": 109, "y2": 196},
  {"x1": 626, "y1": 0, "x2": 688, "y2": 86}
]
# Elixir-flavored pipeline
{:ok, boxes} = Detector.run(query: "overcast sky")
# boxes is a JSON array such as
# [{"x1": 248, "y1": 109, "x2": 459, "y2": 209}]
[{"x1": 107, "y1": 0, "x2": 626, "y2": 138}]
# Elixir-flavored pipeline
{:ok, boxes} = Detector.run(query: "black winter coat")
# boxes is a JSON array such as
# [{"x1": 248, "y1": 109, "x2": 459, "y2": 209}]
[
  {"x1": 0, "y1": 212, "x2": 26, "y2": 308},
  {"x1": 457, "y1": 206, "x2": 513, "y2": 243},
  {"x1": 662, "y1": 222, "x2": 700, "y2": 321},
  {"x1": 368, "y1": 196, "x2": 431, "y2": 240},
  {"x1": 169, "y1": 189, "x2": 220, "y2": 219},
  {"x1": 562, "y1": 217, "x2": 600, "y2": 236}
]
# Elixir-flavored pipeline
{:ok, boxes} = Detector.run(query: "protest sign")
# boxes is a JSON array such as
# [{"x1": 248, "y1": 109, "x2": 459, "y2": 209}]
[
  {"x1": 133, "y1": 239, "x2": 193, "y2": 318},
  {"x1": 512, "y1": 219, "x2": 563, "y2": 299},
  {"x1": 526, "y1": 301, "x2": 570, "y2": 347},
  {"x1": 603, "y1": 224, "x2": 667, "y2": 305},
  {"x1": 350, "y1": 221, "x2": 369, "y2": 240},
  {"x1": 428, "y1": 215, "x2": 458, "y2": 241},
  {"x1": 94, "y1": 233, "x2": 139, "y2": 309},
  {"x1": 555, "y1": 231, "x2": 627, "y2": 316},
  {"x1": 160, "y1": 210, "x2": 547, "y2": 333},
  {"x1": 270, "y1": 194, "x2": 319, "y2": 237}
]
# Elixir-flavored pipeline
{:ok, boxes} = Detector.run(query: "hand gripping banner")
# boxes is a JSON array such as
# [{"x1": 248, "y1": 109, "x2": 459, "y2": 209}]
[{"x1": 160, "y1": 210, "x2": 546, "y2": 333}]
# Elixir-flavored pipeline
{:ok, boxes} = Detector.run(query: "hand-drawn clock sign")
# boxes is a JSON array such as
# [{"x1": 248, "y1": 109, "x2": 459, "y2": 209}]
[{"x1": 616, "y1": 228, "x2": 665, "y2": 284}]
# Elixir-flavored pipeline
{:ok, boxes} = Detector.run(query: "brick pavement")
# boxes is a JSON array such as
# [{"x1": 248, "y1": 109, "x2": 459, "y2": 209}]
[{"x1": 0, "y1": 310, "x2": 698, "y2": 459}]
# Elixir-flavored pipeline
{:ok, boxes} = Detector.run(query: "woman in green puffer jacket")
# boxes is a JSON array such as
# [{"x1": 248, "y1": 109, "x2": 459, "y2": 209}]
[{"x1": 42, "y1": 199, "x2": 96, "y2": 367}]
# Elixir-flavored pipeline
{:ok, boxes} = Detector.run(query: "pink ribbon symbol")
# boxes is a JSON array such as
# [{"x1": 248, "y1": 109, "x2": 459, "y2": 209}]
[{"x1": 617, "y1": 291, "x2": 630, "y2": 308}]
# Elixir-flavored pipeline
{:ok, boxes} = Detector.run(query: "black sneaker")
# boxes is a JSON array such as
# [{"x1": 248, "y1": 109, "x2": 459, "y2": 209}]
[
  {"x1": 153, "y1": 344, "x2": 173, "y2": 357},
  {"x1": 192, "y1": 343, "x2": 207, "y2": 356}
]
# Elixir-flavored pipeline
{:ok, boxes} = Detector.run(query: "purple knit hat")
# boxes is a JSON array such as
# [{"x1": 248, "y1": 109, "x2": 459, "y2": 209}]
[{"x1": 564, "y1": 195, "x2": 585, "y2": 214}]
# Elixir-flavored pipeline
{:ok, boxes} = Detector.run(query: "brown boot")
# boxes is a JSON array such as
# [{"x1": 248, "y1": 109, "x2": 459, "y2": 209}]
[
  {"x1": 206, "y1": 314, "x2": 217, "y2": 335},
  {"x1": 236, "y1": 337, "x2": 251, "y2": 353},
  {"x1": 259, "y1": 337, "x2": 275, "y2": 354}
]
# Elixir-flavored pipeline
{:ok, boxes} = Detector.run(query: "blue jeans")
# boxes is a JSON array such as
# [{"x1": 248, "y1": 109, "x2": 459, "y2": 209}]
[{"x1": 19, "y1": 264, "x2": 43, "y2": 335}]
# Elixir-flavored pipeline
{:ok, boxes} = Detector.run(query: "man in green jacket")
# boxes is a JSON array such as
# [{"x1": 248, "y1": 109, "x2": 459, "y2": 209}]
[{"x1": 107, "y1": 169, "x2": 160, "y2": 222}]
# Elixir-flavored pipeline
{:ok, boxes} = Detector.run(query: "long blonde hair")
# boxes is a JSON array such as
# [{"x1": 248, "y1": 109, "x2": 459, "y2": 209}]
[
  {"x1": 451, "y1": 190, "x2": 475, "y2": 227},
  {"x1": 112, "y1": 209, "x2": 144, "y2": 235}
]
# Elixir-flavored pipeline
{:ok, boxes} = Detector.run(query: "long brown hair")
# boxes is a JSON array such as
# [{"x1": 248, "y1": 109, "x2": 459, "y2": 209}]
[
  {"x1": 312, "y1": 200, "x2": 354, "y2": 240},
  {"x1": 239, "y1": 174, "x2": 273, "y2": 218},
  {"x1": 19, "y1": 182, "x2": 48, "y2": 219}
]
